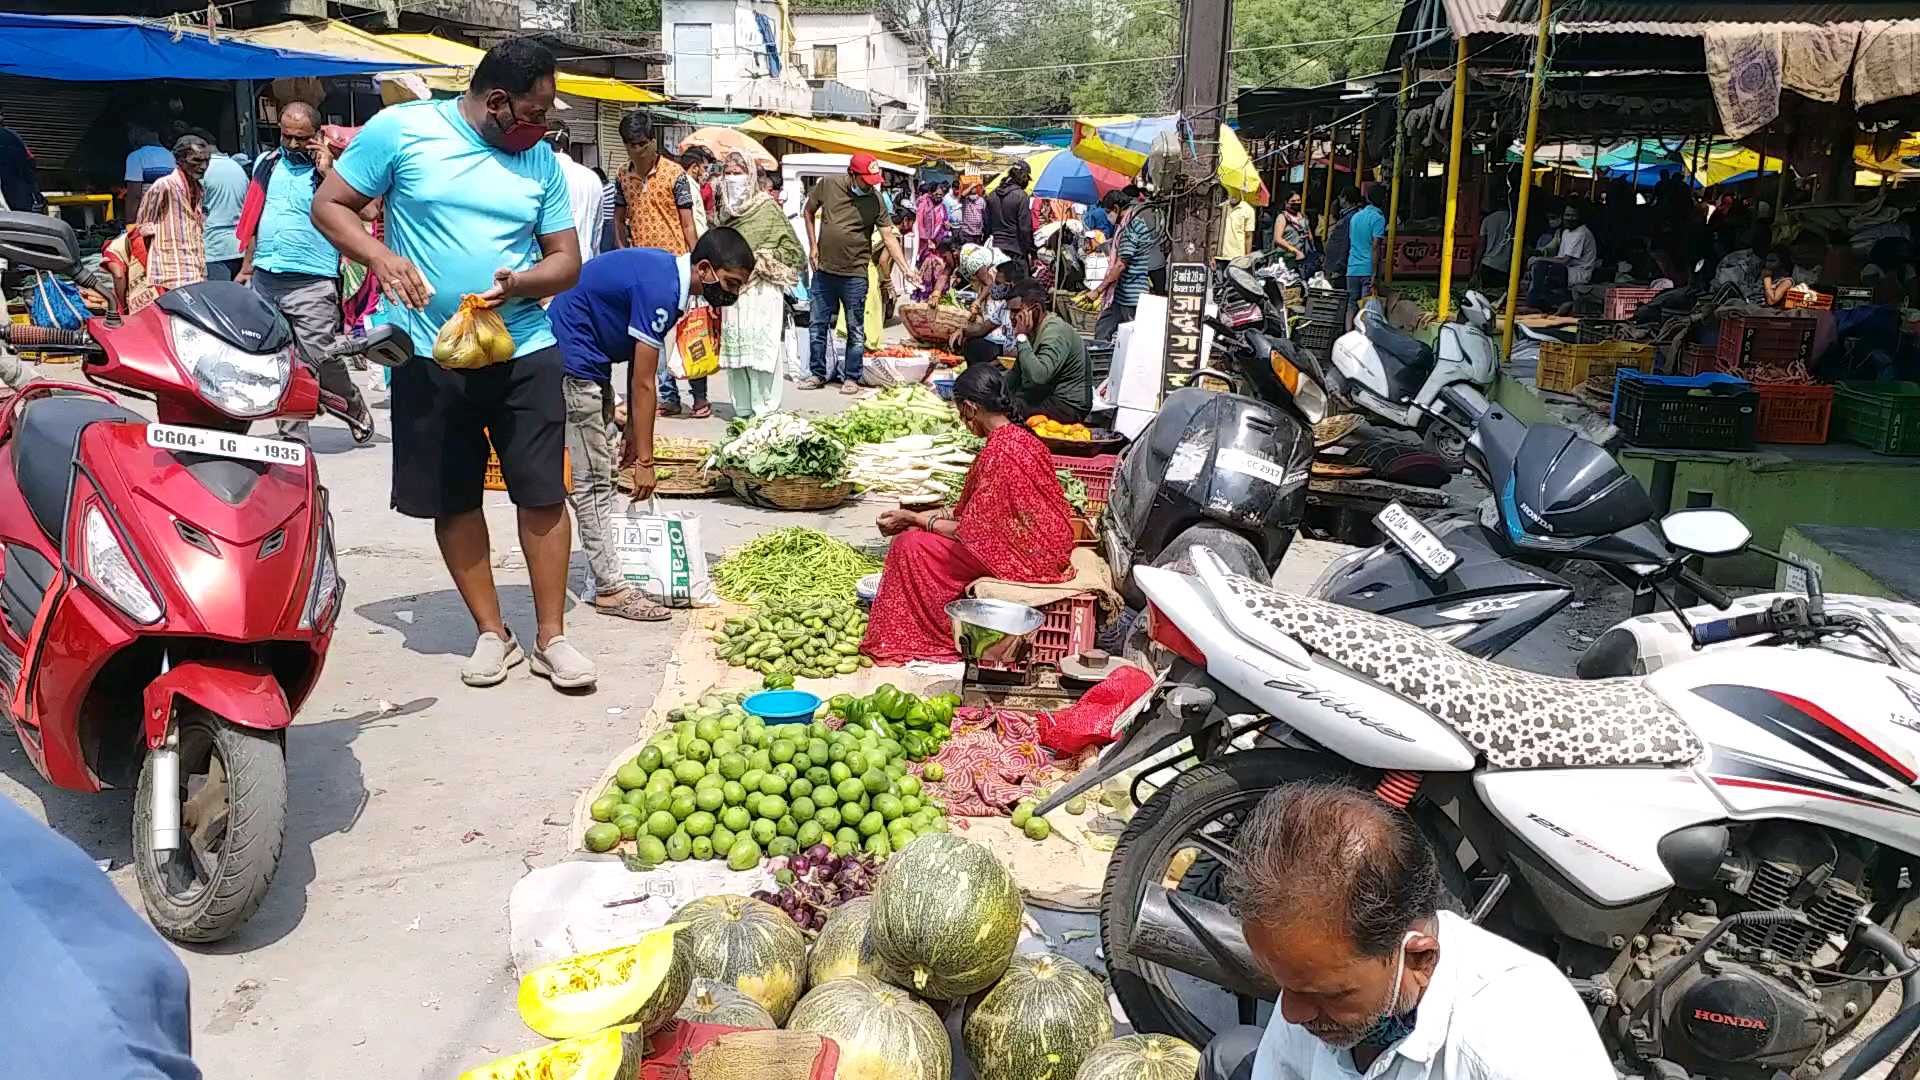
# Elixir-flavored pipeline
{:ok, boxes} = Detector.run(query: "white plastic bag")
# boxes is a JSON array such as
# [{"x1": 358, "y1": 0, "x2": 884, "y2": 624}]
[{"x1": 612, "y1": 498, "x2": 719, "y2": 607}]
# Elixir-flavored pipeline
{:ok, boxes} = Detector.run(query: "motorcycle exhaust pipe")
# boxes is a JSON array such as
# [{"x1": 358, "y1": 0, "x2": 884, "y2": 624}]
[
  {"x1": 149, "y1": 738, "x2": 181, "y2": 853},
  {"x1": 1127, "y1": 885, "x2": 1278, "y2": 1001}
]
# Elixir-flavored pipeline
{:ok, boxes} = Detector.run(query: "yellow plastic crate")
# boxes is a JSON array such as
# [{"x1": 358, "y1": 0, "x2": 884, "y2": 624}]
[{"x1": 1537, "y1": 340, "x2": 1653, "y2": 394}]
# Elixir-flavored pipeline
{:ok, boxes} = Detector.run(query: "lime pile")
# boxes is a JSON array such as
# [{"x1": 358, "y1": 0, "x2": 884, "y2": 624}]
[
  {"x1": 713, "y1": 599, "x2": 872, "y2": 679},
  {"x1": 582, "y1": 690, "x2": 951, "y2": 866}
]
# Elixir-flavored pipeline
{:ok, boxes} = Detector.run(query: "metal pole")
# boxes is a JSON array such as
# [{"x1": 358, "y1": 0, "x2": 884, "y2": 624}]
[
  {"x1": 1628, "y1": 135, "x2": 1643, "y2": 194},
  {"x1": 1437, "y1": 37, "x2": 1469, "y2": 321},
  {"x1": 1500, "y1": 0, "x2": 1553, "y2": 363},
  {"x1": 1160, "y1": 0, "x2": 1233, "y2": 402},
  {"x1": 1355, "y1": 116, "x2": 1369, "y2": 190},
  {"x1": 1320, "y1": 115, "x2": 1337, "y2": 240},
  {"x1": 1298, "y1": 130, "x2": 1313, "y2": 239},
  {"x1": 1384, "y1": 62, "x2": 1411, "y2": 283}
]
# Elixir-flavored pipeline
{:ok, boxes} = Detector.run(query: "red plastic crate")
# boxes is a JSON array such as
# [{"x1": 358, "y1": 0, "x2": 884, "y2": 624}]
[
  {"x1": 1029, "y1": 593, "x2": 1099, "y2": 669},
  {"x1": 1603, "y1": 286, "x2": 1663, "y2": 320},
  {"x1": 1753, "y1": 383, "x2": 1834, "y2": 444},
  {"x1": 1714, "y1": 313, "x2": 1815, "y2": 373},
  {"x1": 1676, "y1": 343, "x2": 1723, "y2": 377},
  {"x1": 1052, "y1": 452, "x2": 1120, "y2": 517}
]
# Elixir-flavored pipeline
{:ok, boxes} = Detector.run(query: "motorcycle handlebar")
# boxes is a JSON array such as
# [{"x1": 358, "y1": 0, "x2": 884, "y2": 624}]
[
  {"x1": 1673, "y1": 566, "x2": 1732, "y2": 610},
  {"x1": 1693, "y1": 608, "x2": 1776, "y2": 645}
]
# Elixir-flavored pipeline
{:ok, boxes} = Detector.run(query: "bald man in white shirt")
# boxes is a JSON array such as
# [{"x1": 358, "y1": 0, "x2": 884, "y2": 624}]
[{"x1": 1199, "y1": 783, "x2": 1613, "y2": 1080}]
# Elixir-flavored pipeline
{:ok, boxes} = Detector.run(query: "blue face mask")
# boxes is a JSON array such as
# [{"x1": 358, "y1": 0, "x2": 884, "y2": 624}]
[{"x1": 1357, "y1": 932, "x2": 1419, "y2": 1048}]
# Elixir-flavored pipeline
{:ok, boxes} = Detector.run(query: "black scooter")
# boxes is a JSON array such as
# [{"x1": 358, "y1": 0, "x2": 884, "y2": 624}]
[{"x1": 1310, "y1": 392, "x2": 1733, "y2": 658}]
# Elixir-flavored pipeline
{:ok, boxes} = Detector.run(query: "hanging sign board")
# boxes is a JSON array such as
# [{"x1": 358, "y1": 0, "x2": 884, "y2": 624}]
[{"x1": 1160, "y1": 261, "x2": 1208, "y2": 401}]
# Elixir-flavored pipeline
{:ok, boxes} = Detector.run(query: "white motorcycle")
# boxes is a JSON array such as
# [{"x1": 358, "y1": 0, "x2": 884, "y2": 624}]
[
  {"x1": 1041, "y1": 511, "x2": 1920, "y2": 1080},
  {"x1": 1323, "y1": 290, "x2": 1500, "y2": 470}
]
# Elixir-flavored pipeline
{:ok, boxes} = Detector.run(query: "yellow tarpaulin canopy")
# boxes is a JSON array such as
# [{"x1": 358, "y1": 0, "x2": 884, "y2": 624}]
[
  {"x1": 232, "y1": 22, "x2": 663, "y2": 102},
  {"x1": 1677, "y1": 142, "x2": 1783, "y2": 188},
  {"x1": 738, "y1": 115, "x2": 998, "y2": 167},
  {"x1": 1857, "y1": 134, "x2": 1920, "y2": 176},
  {"x1": 1070, "y1": 115, "x2": 1265, "y2": 204},
  {"x1": 380, "y1": 33, "x2": 664, "y2": 103}
]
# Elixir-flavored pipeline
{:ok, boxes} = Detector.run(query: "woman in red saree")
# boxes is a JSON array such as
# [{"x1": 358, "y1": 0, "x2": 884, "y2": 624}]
[{"x1": 862, "y1": 364, "x2": 1075, "y2": 663}]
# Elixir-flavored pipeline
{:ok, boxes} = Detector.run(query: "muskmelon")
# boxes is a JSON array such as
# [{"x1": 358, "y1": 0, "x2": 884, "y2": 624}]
[
  {"x1": 675, "y1": 976, "x2": 777, "y2": 1029},
  {"x1": 805, "y1": 897, "x2": 901, "y2": 989},
  {"x1": 458, "y1": 1024, "x2": 646, "y2": 1080},
  {"x1": 1073, "y1": 1034, "x2": 1202, "y2": 1080},
  {"x1": 667, "y1": 893, "x2": 809, "y2": 1023},
  {"x1": 787, "y1": 974, "x2": 952, "y2": 1080},
  {"x1": 964, "y1": 952, "x2": 1114, "y2": 1080},
  {"x1": 516, "y1": 924, "x2": 691, "y2": 1040},
  {"x1": 869, "y1": 833, "x2": 1023, "y2": 999}
]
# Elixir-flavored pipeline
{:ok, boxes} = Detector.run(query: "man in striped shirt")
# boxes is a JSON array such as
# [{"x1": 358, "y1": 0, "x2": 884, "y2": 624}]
[{"x1": 134, "y1": 135, "x2": 210, "y2": 304}]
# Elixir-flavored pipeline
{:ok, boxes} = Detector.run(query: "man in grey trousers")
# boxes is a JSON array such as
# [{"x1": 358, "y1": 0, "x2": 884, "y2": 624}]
[{"x1": 236, "y1": 101, "x2": 371, "y2": 442}]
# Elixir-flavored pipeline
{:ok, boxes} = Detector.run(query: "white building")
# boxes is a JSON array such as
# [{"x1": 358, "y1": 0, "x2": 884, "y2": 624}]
[{"x1": 660, "y1": 0, "x2": 928, "y2": 125}]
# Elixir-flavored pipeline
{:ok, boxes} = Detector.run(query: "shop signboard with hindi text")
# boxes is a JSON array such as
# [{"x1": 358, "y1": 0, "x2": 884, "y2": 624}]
[{"x1": 1161, "y1": 262, "x2": 1208, "y2": 401}]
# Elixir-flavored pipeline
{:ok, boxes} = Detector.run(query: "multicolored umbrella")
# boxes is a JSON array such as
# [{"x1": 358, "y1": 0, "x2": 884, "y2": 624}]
[
  {"x1": 1074, "y1": 114, "x2": 1267, "y2": 204},
  {"x1": 1016, "y1": 148, "x2": 1129, "y2": 204},
  {"x1": 678, "y1": 127, "x2": 776, "y2": 171}
]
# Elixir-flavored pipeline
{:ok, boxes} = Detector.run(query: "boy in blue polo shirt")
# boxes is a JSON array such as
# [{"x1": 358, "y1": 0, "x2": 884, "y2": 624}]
[{"x1": 549, "y1": 227, "x2": 754, "y2": 621}]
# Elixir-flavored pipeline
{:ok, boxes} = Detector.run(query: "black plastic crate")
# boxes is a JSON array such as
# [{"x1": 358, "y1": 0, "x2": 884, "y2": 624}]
[
  {"x1": 1295, "y1": 318, "x2": 1339, "y2": 356},
  {"x1": 1613, "y1": 370, "x2": 1758, "y2": 450},
  {"x1": 1086, "y1": 341, "x2": 1114, "y2": 383},
  {"x1": 1305, "y1": 286, "x2": 1345, "y2": 319}
]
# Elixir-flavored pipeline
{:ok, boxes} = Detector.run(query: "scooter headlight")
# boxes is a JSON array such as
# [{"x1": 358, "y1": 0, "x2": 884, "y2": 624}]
[
  {"x1": 299, "y1": 509, "x2": 340, "y2": 630},
  {"x1": 170, "y1": 317, "x2": 293, "y2": 419},
  {"x1": 83, "y1": 506, "x2": 161, "y2": 624}
]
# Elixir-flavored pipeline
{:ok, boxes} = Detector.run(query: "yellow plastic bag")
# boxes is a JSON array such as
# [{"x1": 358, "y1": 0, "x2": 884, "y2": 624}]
[{"x1": 433, "y1": 294, "x2": 516, "y2": 369}]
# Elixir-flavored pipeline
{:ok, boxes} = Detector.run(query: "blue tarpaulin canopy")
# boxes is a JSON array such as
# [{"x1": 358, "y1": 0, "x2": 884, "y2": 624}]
[{"x1": 0, "y1": 12, "x2": 430, "y2": 82}]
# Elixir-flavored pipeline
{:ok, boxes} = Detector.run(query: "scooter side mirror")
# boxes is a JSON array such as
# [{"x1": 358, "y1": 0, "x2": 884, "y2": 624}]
[
  {"x1": 1660, "y1": 508, "x2": 1751, "y2": 556},
  {"x1": 0, "y1": 210, "x2": 81, "y2": 274}
]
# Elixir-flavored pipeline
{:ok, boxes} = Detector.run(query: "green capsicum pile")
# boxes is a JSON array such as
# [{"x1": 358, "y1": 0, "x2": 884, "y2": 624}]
[{"x1": 826, "y1": 683, "x2": 960, "y2": 761}]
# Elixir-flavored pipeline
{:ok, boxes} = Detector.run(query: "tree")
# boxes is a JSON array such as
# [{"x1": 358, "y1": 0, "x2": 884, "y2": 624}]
[
  {"x1": 875, "y1": 0, "x2": 1005, "y2": 114},
  {"x1": 582, "y1": 0, "x2": 661, "y2": 33}
]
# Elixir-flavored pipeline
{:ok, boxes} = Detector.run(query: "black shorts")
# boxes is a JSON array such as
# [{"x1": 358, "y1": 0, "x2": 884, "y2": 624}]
[{"x1": 389, "y1": 344, "x2": 566, "y2": 518}]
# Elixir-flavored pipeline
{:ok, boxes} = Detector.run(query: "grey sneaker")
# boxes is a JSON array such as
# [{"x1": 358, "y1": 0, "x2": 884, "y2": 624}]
[
  {"x1": 462, "y1": 631, "x2": 524, "y2": 687},
  {"x1": 531, "y1": 635, "x2": 597, "y2": 690}
]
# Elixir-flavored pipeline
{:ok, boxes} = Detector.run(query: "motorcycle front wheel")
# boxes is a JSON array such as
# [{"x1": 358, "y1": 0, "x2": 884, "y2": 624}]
[
  {"x1": 1422, "y1": 422, "x2": 1469, "y2": 472},
  {"x1": 133, "y1": 710, "x2": 287, "y2": 943}
]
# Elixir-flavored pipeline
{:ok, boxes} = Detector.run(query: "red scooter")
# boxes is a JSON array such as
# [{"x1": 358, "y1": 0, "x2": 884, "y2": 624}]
[{"x1": 0, "y1": 211, "x2": 407, "y2": 942}]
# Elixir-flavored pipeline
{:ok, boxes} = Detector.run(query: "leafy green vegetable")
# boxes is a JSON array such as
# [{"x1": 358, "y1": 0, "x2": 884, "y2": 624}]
[
  {"x1": 1056, "y1": 470, "x2": 1092, "y2": 516},
  {"x1": 707, "y1": 413, "x2": 848, "y2": 482},
  {"x1": 818, "y1": 385, "x2": 962, "y2": 446}
]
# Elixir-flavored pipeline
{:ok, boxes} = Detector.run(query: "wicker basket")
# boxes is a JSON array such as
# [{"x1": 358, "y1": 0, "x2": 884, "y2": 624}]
[
  {"x1": 727, "y1": 472, "x2": 854, "y2": 510},
  {"x1": 899, "y1": 302, "x2": 973, "y2": 346}
]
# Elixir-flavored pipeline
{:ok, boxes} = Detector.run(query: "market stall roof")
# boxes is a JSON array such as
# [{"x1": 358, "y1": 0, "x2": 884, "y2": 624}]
[
  {"x1": 650, "y1": 107, "x2": 754, "y2": 127},
  {"x1": 378, "y1": 32, "x2": 665, "y2": 102},
  {"x1": 0, "y1": 12, "x2": 432, "y2": 82},
  {"x1": 738, "y1": 114, "x2": 1002, "y2": 166},
  {"x1": 232, "y1": 20, "x2": 664, "y2": 102}
]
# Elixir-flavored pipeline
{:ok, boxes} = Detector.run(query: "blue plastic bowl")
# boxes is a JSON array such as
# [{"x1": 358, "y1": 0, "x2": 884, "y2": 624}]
[{"x1": 744, "y1": 689, "x2": 822, "y2": 725}]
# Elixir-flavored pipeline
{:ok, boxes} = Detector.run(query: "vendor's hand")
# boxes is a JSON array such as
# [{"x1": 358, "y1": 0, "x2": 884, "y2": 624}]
[
  {"x1": 476, "y1": 268, "x2": 518, "y2": 307},
  {"x1": 809, "y1": 242, "x2": 820, "y2": 272},
  {"x1": 877, "y1": 508, "x2": 919, "y2": 536},
  {"x1": 234, "y1": 267, "x2": 252, "y2": 287},
  {"x1": 373, "y1": 250, "x2": 433, "y2": 310},
  {"x1": 947, "y1": 329, "x2": 965, "y2": 350}
]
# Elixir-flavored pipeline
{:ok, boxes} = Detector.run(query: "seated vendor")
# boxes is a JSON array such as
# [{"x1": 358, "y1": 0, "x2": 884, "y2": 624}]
[
  {"x1": 1005, "y1": 280, "x2": 1091, "y2": 424},
  {"x1": 860, "y1": 363, "x2": 1074, "y2": 664},
  {"x1": 1761, "y1": 249, "x2": 1795, "y2": 307},
  {"x1": 947, "y1": 242, "x2": 1015, "y2": 367}
]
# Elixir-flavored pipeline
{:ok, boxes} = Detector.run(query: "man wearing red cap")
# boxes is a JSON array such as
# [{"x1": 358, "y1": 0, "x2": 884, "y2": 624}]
[{"x1": 801, "y1": 151, "x2": 913, "y2": 393}]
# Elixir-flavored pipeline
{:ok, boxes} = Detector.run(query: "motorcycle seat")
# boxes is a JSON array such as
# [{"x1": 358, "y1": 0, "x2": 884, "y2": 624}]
[
  {"x1": 1361, "y1": 308, "x2": 1436, "y2": 373},
  {"x1": 1213, "y1": 574, "x2": 1703, "y2": 770},
  {"x1": 14, "y1": 395, "x2": 143, "y2": 548}
]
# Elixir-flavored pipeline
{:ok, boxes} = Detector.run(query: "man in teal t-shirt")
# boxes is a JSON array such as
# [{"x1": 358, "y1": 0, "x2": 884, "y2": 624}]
[
  {"x1": 1345, "y1": 184, "x2": 1389, "y2": 329},
  {"x1": 314, "y1": 38, "x2": 590, "y2": 692}
]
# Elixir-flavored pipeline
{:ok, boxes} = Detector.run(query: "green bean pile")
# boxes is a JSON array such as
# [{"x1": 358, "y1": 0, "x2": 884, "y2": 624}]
[{"x1": 713, "y1": 527, "x2": 882, "y2": 605}]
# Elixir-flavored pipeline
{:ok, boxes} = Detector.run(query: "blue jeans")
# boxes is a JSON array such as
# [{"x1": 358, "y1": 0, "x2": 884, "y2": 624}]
[
  {"x1": 657, "y1": 363, "x2": 707, "y2": 409},
  {"x1": 808, "y1": 269, "x2": 868, "y2": 382}
]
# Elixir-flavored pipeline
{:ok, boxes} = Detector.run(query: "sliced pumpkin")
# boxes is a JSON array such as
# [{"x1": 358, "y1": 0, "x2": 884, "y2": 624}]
[
  {"x1": 457, "y1": 1024, "x2": 645, "y2": 1080},
  {"x1": 517, "y1": 923, "x2": 692, "y2": 1040}
]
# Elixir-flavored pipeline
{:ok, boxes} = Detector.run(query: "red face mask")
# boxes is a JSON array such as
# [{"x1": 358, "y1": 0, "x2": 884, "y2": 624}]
[{"x1": 488, "y1": 98, "x2": 546, "y2": 154}]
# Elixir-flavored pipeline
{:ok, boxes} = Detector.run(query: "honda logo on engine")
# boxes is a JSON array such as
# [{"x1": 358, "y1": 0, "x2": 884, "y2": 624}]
[{"x1": 1694, "y1": 1008, "x2": 1767, "y2": 1031}]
